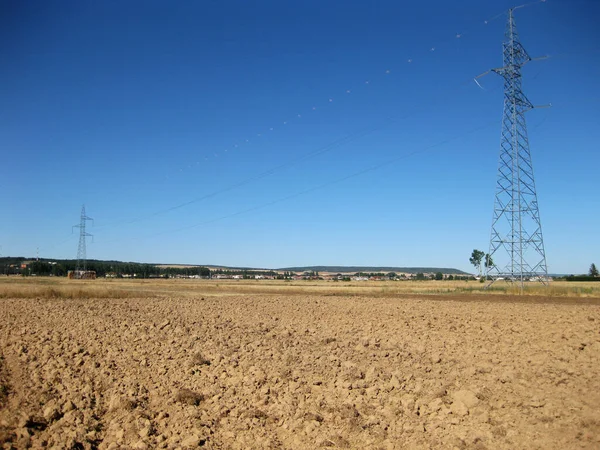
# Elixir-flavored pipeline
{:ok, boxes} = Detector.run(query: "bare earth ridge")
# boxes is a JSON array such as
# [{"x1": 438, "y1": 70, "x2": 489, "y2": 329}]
[{"x1": 1, "y1": 290, "x2": 599, "y2": 449}]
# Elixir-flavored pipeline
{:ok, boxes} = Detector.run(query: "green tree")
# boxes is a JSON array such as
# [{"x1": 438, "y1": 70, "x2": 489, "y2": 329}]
[
  {"x1": 484, "y1": 254, "x2": 494, "y2": 270},
  {"x1": 590, "y1": 263, "x2": 599, "y2": 277},
  {"x1": 435, "y1": 272, "x2": 443, "y2": 280},
  {"x1": 469, "y1": 249, "x2": 485, "y2": 276}
]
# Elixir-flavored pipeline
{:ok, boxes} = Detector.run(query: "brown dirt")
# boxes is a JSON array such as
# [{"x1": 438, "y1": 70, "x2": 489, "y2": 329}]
[{"x1": 0, "y1": 293, "x2": 599, "y2": 449}]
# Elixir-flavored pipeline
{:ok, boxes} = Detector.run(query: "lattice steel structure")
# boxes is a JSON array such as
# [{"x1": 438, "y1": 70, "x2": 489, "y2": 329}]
[
  {"x1": 485, "y1": 9, "x2": 548, "y2": 287},
  {"x1": 73, "y1": 205, "x2": 93, "y2": 272}
]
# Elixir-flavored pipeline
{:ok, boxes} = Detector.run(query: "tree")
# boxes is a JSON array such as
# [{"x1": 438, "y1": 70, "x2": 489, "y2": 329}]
[
  {"x1": 484, "y1": 254, "x2": 494, "y2": 270},
  {"x1": 469, "y1": 249, "x2": 485, "y2": 276},
  {"x1": 435, "y1": 272, "x2": 443, "y2": 280},
  {"x1": 590, "y1": 263, "x2": 599, "y2": 277}
]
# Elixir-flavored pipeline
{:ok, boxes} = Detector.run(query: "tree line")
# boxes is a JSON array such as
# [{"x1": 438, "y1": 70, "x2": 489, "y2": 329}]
[
  {"x1": 1, "y1": 258, "x2": 210, "y2": 278},
  {"x1": 564, "y1": 263, "x2": 599, "y2": 282}
]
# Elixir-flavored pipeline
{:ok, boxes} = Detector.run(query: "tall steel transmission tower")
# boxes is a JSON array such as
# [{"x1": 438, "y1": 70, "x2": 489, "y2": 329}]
[
  {"x1": 73, "y1": 205, "x2": 93, "y2": 273},
  {"x1": 485, "y1": 8, "x2": 548, "y2": 287}
]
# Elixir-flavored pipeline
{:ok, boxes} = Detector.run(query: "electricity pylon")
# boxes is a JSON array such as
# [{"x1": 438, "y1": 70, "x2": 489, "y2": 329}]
[
  {"x1": 73, "y1": 205, "x2": 93, "y2": 272},
  {"x1": 484, "y1": 8, "x2": 548, "y2": 288}
]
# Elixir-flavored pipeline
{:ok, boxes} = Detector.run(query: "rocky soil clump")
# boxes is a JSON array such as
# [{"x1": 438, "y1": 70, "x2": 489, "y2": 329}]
[{"x1": 0, "y1": 293, "x2": 599, "y2": 448}]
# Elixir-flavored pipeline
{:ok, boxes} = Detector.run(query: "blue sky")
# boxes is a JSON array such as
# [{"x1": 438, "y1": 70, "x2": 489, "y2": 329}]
[{"x1": 1, "y1": 0, "x2": 598, "y2": 273}]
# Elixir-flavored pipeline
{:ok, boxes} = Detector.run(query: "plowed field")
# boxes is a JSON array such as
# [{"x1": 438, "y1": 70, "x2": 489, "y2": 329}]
[{"x1": 1, "y1": 282, "x2": 599, "y2": 449}]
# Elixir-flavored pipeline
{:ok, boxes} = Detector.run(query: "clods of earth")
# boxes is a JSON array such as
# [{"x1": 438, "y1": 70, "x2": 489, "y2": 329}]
[{"x1": 1, "y1": 294, "x2": 599, "y2": 448}]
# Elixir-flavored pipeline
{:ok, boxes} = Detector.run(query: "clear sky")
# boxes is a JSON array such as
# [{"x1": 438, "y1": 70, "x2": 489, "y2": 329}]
[{"x1": 1, "y1": 0, "x2": 599, "y2": 274}]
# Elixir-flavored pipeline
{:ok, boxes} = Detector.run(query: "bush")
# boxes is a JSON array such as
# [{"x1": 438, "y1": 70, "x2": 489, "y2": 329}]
[{"x1": 565, "y1": 275, "x2": 600, "y2": 282}]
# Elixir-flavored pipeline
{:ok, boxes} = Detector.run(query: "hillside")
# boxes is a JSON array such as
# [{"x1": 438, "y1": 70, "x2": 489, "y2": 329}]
[{"x1": 1, "y1": 258, "x2": 469, "y2": 276}]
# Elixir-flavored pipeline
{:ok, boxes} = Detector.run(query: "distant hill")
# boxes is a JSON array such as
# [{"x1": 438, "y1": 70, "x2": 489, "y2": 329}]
[
  {"x1": 277, "y1": 266, "x2": 469, "y2": 275},
  {"x1": 1, "y1": 257, "x2": 469, "y2": 276}
]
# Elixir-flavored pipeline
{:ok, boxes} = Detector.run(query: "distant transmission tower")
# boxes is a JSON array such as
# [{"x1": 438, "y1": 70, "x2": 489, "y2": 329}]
[
  {"x1": 73, "y1": 205, "x2": 93, "y2": 272},
  {"x1": 485, "y1": 8, "x2": 548, "y2": 287}
]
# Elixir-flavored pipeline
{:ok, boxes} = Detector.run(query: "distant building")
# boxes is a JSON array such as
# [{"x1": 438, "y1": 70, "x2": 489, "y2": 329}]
[{"x1": 68, "y1": 270, "x2": 96, "y2": 280}]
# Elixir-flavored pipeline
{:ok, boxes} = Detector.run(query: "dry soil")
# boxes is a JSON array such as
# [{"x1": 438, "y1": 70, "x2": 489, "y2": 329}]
[{"x1": 1, "y1": 292, "x2": 599, "y2": 449}]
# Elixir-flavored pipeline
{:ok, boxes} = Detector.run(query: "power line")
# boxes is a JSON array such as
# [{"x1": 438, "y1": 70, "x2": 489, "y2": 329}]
[
  {"x1": 151, "y1": 3, "x2": 512, "y2": 180},
  {"x1": 93, "y1": 4, "x2": 528, "y2": 231},
  {"x1": 93, "y1": 108, "x2": 551, "y2": 249},
  {"x1": 97, "y1": 74, "x2": 492, "y2": 232},
  {"x1": 38, "y1": 3, "x2": 554, "y2": 256},
  {"x1": 112, "y1": 120, "x2": 498, "y2": 243}
]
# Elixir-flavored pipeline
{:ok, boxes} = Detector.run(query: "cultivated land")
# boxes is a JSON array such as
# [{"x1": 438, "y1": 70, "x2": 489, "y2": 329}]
[{"x1": 1, "y1": 278, "x2": 599, "y2": 449}]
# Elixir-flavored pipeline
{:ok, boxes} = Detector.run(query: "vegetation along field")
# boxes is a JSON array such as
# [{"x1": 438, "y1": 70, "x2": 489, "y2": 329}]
[{"x1": 1, "y1": 277, "x2": 599, "y2": 449}]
